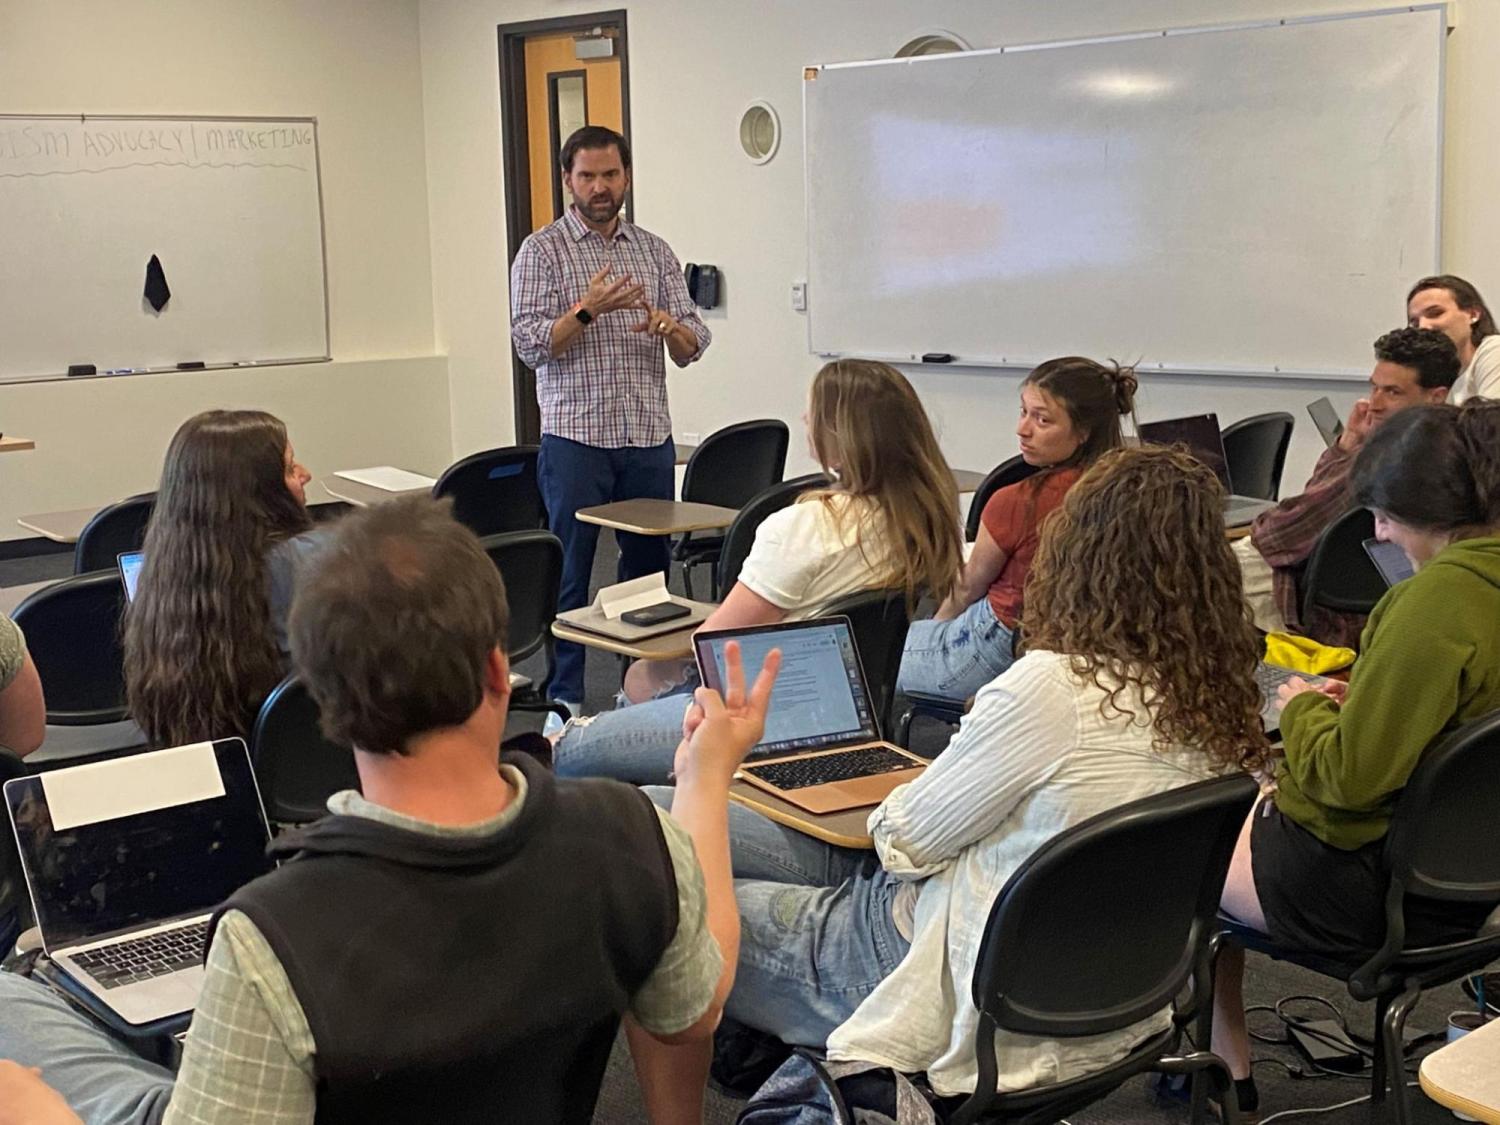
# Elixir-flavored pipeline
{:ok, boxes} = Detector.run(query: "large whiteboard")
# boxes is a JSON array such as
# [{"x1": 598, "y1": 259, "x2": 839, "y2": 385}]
[
  {"x1": 804, "y1": 7, "x2": 1444, "y2": 378},
  {"x1": 0, "y1": 115, "x2": 328, "y2": 382}
]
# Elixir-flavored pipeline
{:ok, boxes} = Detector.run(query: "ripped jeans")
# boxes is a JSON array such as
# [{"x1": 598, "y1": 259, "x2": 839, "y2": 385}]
[{"x1": 895, "y1": 596, "x2": 1015, "y2": 701}]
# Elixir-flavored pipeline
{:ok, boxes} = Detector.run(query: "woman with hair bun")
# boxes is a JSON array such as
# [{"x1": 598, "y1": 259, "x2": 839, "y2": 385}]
[{"x1": 896, "y1": 356, "x2": 1138, "y2": 701}]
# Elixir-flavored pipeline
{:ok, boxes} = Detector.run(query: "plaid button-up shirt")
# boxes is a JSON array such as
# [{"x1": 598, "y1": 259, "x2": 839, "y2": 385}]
[{"x1": 509, "y1": 208, "x2": 710, "y2": 448}]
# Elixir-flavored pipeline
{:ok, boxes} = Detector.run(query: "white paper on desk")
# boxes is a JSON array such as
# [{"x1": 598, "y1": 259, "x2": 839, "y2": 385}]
[
  {"x1": 595, "y1": 573, "x2": 674, "y2": 620},
  {"x1": 333, "y1": 466, "x2": 436, "y2": 492},
  {"x1": 41, "y1": 742, "x2": 225, "y2": 831}
]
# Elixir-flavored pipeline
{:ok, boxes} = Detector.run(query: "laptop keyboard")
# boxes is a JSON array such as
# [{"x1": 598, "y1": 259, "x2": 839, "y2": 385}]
[
  {"x1": 69, "y1": 919, "x2": 210, "y2": 989},
  {"x1": 745, "y1": 747, "x2": 918, "y2": 792}
]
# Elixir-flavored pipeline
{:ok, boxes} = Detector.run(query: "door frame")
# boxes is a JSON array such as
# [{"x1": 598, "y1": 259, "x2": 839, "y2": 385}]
[{"x1": 497, "y1": 10, "x2": 631, "y2": 444}]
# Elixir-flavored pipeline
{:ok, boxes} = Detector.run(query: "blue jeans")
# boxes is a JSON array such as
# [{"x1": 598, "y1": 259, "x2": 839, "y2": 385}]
[
  {"x1": 0, "y1": 973, "x2": 173, "y2": 1123},
  {"x1": 645, "y1": 789, "x2": 911, "y2": 1047},
  {"x1": 538, "y1": 434, "x2": 676, "y2": 703},
  {"x1": 895, "y1": 597, "x2": 1015, "y2": 700},
  {"x1": 552, "y1": 680, "x2": 696, "y2": 785}
]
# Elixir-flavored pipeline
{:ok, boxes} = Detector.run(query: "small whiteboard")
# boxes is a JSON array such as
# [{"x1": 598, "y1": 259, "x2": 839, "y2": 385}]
[
  {"x1": 0, "y1": 115, "x2": 329, "y2": 381},
  {"x1": 803, "y1": 7, "x2": 1444, "y2": 378}
]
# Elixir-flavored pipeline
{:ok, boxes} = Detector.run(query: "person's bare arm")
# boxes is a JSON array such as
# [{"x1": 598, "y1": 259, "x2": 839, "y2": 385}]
[
  {"x1": 0, "y1": 651, "x2": 45, "y2": 756},
  {"x1": 933, "y1": 526, "x2": 1008, "y2": 621},
  {"x1": 0, "y1": 1063, "x2": 82, "y2": 1125}
]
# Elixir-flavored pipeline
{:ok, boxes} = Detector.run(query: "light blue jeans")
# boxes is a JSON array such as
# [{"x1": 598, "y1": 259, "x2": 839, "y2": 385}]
[
  {"x1": 0, "y1": 972, "x2": 173, "y2": 1123},
  {"x1": 645, "y1": 788, "x2": 911, "y2": 1047},
  {"x1": 553, "y1": 690, "x2": 694, "y2": 785},
  {"x1": 895, "y1": 596, "x2": 1015, "y2": 701}
]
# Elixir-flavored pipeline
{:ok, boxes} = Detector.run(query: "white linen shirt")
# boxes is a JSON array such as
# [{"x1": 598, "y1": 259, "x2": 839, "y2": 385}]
[
  {"x1": 827, "y1": 649, "x2": 1225, "y2": 1098},
  {"x1": 736, "y1": 494, "x2": 895, "y2": 616}
]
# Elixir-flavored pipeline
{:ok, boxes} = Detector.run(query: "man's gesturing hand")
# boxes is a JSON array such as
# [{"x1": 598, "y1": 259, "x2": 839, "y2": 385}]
[{"x1": 674, "y1": 641, "x2": 781, "y2": 788}]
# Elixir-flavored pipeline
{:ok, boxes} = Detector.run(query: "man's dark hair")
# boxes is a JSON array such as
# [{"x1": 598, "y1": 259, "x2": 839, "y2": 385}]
[
  {"x1": 288, "y1": 496, "x2": 510, "y2": 755},
  {"x1": 559, "y1": 125, "x2": 631, "y2": 173},
  {"x1": 1406, "y1": 274, "x2": 1498, "y2": 345},
  {"x1": 1372, "y1": 326, "x2": 1461, "y2": 390}
]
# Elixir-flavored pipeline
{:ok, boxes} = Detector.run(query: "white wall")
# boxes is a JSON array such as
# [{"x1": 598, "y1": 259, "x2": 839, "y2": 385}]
[
  {"x1": 419, "y1": 0, "x2": 1499, "y2": 498},
  {"x1": 0, "y1": 0, "x2": 450, "y2": 538}
]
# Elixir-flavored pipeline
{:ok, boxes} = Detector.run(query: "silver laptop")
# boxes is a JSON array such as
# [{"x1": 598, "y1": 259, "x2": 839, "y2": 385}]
[
  {"x1": 5, "y1": 738, "x2": 272, "y2": 1025},
  {"x1": 1137, "y1": 413, "x2": 1277, "y2": 526},
  {"x1": 1363, "y1": 537, "x2": 1415, "y2": 588},
  {"x1": 1256, "y1": 662, "x2": 1335, "y2": 737},
  {"x1": 695, "y1": 618, "x2": 927, "y2": 815}
]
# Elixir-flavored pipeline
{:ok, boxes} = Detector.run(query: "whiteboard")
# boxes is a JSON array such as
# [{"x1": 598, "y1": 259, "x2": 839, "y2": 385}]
[
  {"x1": 0, "y1": 115, "x2": 328, "y2": 382},
  {"x1": 804, "y1": 7, "x2": 1444, "y2": 379}
]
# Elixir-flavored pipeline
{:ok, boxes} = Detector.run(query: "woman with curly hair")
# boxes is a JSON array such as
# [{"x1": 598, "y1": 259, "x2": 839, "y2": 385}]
[
  {"x1": 630, "y1": 445, "x2": 1268, "y2": 1113},
  {"x1": 125, "y1": 409, "x2": 322, "y2": 747}
]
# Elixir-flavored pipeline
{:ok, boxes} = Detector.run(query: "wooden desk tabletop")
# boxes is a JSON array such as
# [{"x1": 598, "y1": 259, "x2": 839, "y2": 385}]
[
  {"x1": 728, "y1": 780, "x2": 876, "y2": 849},
  {"x1": 575, "y1": 499, "x2": 738, "y2": 536},
  {"x1": 317, "y1": 474, "x2": 431, "y2": 508},
  {"x1": 950, "y1": 467, "x2": 986, "y2": 493},
  {"x1": 0, "y1": 579, "x2": 56, "y2": 617},
  {"x1": 1420, "y1": 1016, "x2": 1500, "y2": 1123},
  {"x1": 0, "y1": 436, "x2": 35, "y2": 453},
  {"x1": 551, "y1": 618, "x2": 701, "y2": 660},
  {"x1": 17, "y1": 506, "x2": 96, "y2": 544}
]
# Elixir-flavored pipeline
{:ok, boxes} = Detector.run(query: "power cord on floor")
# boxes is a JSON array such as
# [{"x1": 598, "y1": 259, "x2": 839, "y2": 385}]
[{"x1": 1257, "y1": 1080, "x2": 1421, "y2": 1123}]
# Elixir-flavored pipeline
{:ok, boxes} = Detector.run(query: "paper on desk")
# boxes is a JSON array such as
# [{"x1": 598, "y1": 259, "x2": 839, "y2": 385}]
[
  {"x1": 595, "y1": 573, "x2": 675, "y2": 620},
  {"x1": 333, "y1": 466, "x2": 437, "y2": 492},
  {"x1": 41, "y1": 742, "x2": 225, "y2": 831}
]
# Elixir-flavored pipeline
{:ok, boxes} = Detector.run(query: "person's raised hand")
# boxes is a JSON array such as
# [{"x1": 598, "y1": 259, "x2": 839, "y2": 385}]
[
  {"x1": 581, "y1": 265, "x2": 645, "y2": 317},
  {"x1": 1338, "y1": 398, "x2": 1375, "y2": 452},
  {"x1": 673, "y1": 641, "x2": 781, "y2": 788},
  {"x1": 0, "y1": 1062, "x2": 81, "y2": 1125},
  {"x1": 629, "y1": 303, "x2": 682, "y2": 339}
]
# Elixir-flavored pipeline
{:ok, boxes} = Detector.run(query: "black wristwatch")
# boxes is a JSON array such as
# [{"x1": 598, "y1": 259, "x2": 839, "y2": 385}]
[{"x1": 572, "y1": 302, "x2": 594, "y2": 326}]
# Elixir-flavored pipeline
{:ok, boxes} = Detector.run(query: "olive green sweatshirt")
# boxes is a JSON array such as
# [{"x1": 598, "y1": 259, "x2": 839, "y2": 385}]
[{"x1": 1275, "y1": 536, "x2": 1500, "y2": 850}]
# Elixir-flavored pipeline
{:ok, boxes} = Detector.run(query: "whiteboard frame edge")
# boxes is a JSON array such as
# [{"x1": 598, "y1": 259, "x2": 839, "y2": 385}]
[
  {"x1": 0, "y1": 356, "x2": 331, "y2": 389},
  {"x1": 809, "y1": 352, "x2": 1376, "y2": 383}
]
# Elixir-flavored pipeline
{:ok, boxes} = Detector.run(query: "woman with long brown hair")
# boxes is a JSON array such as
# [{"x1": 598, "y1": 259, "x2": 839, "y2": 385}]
[
  {"x1": 628, "y1": 445, "x2": 1268, "y2": 1112},
  {"x1": 553, "y1": 359, "x2": 964, "y2": 782},
  {"x1": 897, "y1": 355, "x2": 1137, "y2": 700},
  {"x1": 125, "y1": 409, "x2": 319, "y2": 747}
]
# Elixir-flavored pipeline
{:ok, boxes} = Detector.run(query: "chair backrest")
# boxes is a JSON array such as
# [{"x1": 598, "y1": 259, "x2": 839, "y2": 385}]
[
  {"x1": 970, "y1": 774, "x2": 1257, "y2": 1043},
  {"x1": 249, "y1": 674, "x2": 361, "y2": 826},
  {"x1": 1300, "y1": 507, "x2": 1384, "y2": 622},
  {"x1": 1221, "y1": 412, "x2": 1295, "y2": 501},
  {"x1": 681, "y1": 420, "x2": 790, "y2": 509},
  {"x1": 819, "y1": 588, "x2": 911, "y2": 738},
  {"x1": 13, "y1": 572, "x2": 127, "y2": 724},
  {"x1": 73, "y1": 492, "x2": 155, "y2": 575},
  {"x1": 716, "y1": 473, "x2": 833, "y2": 594},
  {"x1": 480, "y1": 530, "x2": 564, "y2": 669},
  {"x1": 965, "y1": 455, "x2": 1040, "y2": 541},
  {"x1": 0, "y1": 747, "x2": 30, "y2": 942},
  {"x1": 431, "y1": 445, "x2": 546, "y2": 538}
]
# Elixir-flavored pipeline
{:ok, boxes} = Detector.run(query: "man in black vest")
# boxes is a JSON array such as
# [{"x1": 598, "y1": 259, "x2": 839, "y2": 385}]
[{"x1": 0, "y1": 496, "x2": 779, "y2": 1125}]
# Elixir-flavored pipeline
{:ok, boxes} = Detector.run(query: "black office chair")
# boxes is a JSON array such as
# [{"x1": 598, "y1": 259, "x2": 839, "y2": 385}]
[
  {"x1": 480, "y1": 530, "x2": 570, "y2": 724},
  {"x1": 821, "y1": 588, "x2": 910, "y2": 739},
  {"x1": 1221, "y1": 710, "x2": 1500, "y2": 1125},
  {"x1": 249, "y1": 674, "x2": 361, "y2": 827},
  {"x1": 1221, "y1": 413, "x2": 1294, "y2": 501},
  {"x1": 13, "y1": 572, "x2": 128, "y2": 725},
  {"x1": 0, "y1": 748, "x2": 30, "y2": 952},
  {"x1": 73, "y1": 492, "x2": 155, "y2": 575},
  {"x1": 715, "y1": 473, "x2": 832, "y2": 595},
  {"x1": 965, "y1": 455, "x2": 1040, "y2": 542},
  {"x1": 1300, "y1": 507, "x2": 1384, "y2": 630},
  {"x1": 675, "y1": 421, "x2": 790, "y2": 599},
  {"x1": 431, "y1": 445, "x2": 546, "y2": 538}
]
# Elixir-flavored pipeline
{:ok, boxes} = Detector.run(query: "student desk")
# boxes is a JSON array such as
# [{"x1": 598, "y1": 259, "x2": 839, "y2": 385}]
[
  {"x1": 16, "y1": 507, "x2": 96, "y2": 543},
  {"x1": 728, "y1": 780, "x2": 877, "y2": 849},
  {"x1": 550, "y1": 602, "x2": 717, "y2": 661},
  {"x1": 574, "y1": 499, "x2": 738, "y2": 537},
  {"x1": 0, "y1": 436, "x2": 35, "y2": 453},
  {"x1": 316, "y1": 474, "x2": 431, "y2": 508},
  {"x1": 1419, "y1": 1016, "x2": 1500, "y2": 1123}
]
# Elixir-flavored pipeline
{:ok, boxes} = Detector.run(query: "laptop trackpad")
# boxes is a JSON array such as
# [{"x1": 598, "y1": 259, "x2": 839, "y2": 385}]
[{"x1": 106, "y1": 965, "x2": 205, "y2": 1025}]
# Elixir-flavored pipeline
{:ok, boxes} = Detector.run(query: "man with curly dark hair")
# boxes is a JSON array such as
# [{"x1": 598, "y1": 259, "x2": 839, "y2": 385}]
[{"x1": 1234, "y1": 326, "x2": 1460, "y2": 647}]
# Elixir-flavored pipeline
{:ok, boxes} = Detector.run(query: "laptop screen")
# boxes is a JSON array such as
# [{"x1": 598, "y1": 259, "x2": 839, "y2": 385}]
[
  {"x1": 1137, "y1": 414, "x2": 1233, "y2": 491},
  {"x1": 4, "y1": 739, "x2": 272, "y2": 951},
  {"x1": 1363, "y1": 537, "x2": 1416, "y2": 587},
  {"x1": 117, "y1": 551, "x2": 144, "y2": 603},
  {"x1": 695, "y1": 618, "x2": 879, "y2": 759}
]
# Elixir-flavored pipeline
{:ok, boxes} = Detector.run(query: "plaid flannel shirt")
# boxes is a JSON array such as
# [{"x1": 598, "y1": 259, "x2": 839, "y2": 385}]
[{"x1": 509, "y1": 208, "x2": 710, "y2": 448}]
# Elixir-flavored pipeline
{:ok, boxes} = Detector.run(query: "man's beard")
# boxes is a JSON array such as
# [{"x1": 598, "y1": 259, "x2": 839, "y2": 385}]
[{"x1": 577, "y1": 191, "x2": 623, "y2": 223}]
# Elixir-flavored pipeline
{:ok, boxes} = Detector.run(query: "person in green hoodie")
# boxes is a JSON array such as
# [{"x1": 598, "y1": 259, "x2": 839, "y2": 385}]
[{"x1": 1212, "y1": 399, "x2": 1500, "y2": 1118}]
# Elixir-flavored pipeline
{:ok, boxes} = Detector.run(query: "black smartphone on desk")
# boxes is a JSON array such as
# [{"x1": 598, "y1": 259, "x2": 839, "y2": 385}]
[{"x1": 621, "y1": 602, "x2": 692, "y2": 628}]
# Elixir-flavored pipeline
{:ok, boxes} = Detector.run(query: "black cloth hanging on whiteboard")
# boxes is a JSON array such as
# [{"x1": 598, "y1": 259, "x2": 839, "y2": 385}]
[{"x1": 143, "y1": 255, "x2": 171, "y2": 312}]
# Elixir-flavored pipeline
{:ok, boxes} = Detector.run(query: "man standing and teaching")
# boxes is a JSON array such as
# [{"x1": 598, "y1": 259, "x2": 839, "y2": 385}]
[{"x1": 510, "y1": 125, "x2": 711, "y2": 713}]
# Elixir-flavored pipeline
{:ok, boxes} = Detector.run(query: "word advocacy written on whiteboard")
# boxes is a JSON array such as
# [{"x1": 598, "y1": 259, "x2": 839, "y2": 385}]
[{"x1": 0, "y1": 121, "x2": 314, "y2": 173}]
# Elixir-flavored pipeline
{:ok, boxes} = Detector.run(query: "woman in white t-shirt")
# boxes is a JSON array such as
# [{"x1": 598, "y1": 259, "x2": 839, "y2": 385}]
[
  {"x1": 1407, "y1": 274, "x2": 1500, "y2": 403},
  {"x1": 553, "y1": 359, "x2": 964, "y2": 783}
]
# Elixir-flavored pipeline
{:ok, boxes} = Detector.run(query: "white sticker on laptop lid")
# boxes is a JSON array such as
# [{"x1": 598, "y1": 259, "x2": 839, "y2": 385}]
[{"x1": 40, "y1": 742, "x2": 226, "y2": 831}]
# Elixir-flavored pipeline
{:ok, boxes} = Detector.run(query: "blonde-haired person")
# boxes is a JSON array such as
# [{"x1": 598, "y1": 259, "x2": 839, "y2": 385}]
[
  {"x1": 553, "y1": 359, "x2": 964, "y2": 784},
  {"x1": 629, "y1": 445, "x2": 1269, "y2": 1114},
  {"x1": 897, "y1": 356, "x2": 1137, "y2": 700}
]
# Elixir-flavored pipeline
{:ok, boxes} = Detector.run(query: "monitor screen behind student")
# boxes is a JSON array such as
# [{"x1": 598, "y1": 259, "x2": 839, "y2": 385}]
[
  {"x1": 1136, "y1": 414, "x2": 1233, "y2": 491},
  {"x1": 117, "y1": 551, "x2": 144, "y2": 603}
]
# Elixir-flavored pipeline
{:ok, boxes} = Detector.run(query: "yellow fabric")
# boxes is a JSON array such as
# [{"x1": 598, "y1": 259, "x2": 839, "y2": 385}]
[{"x1": 1263, "y1": 631, "x2": 1356, "y2": 674}]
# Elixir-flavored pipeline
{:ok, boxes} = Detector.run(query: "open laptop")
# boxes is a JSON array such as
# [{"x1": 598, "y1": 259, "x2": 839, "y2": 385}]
[
  {"x1": 1307, "y1": 397, "x2": 1344, "y2": 449},
  {"x1": 5, "y1": 738, "x2": 272, "y2": 1025},
  {"x1": 1363, "y1": 537, "x2": 1415, "y2": 587},
  {"x1": 1256, "y1": 662, "x2": 1336, "y2": 737},
  {"x1": 1137, "y1": 413, "x2": 1277, "y2": 526},
  {"x1": 695, "y1": 618, "x2": 927, "y2": 815},
  {"x1": 117, "y1": 550, "x2": 144, "y2": 602}
]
